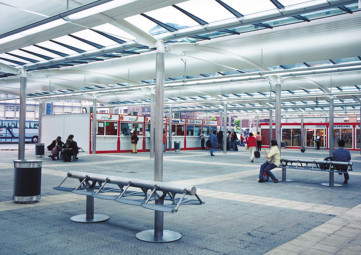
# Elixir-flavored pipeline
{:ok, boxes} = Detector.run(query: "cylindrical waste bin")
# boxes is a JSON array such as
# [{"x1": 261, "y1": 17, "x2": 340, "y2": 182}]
[
  {"x1": 174, "y1": 141, "x2": 181, "y2": 152},
  {"x1": 35, "y1": 143, "x2": 45, "y2": 157},
  {"x1": 13, "y1": 160, "x2": 42, "y2": 203}
]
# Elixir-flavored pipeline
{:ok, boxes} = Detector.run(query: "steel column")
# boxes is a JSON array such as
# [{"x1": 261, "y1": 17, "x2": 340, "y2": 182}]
[
  {"x1": 275, "y1": 83, "x2": 282, "y2": 151},
  {"x1": 150, "y1": 93, "x2": 155, "y2": 158},
  {"x1": 91, "y1": 98, "x2": 97, "y2": 154},
  {"x1": 18, "y1": 69, "x2": 26, "y2": 160},
  {"x1": 154, "y1": 41, "x2": 166, "y2": 242},
  {"x1": 223, "y1": 104, "x2": 227, "y2": 154},
  {"x1": 256, "y1": 115, "x2": 259, "y2": 134},
  {"x1": 301, "y1": 114, "x2": 304, "y2": 149},
  {"x1": 269, "y1": 109, "x2": 273, "y2": 148},
  {"x1": 38, "y1": 100, "x2": 44, "y2": 143},
  {"x1": 168, "y1": 107, "x2": 172, "y2": 151},
  {"x1": 360, "y1": 105, "x2": 361, "y2": 155},
  {"x1": 329, "y1": 96, "x2": 334, "y2": 187}
]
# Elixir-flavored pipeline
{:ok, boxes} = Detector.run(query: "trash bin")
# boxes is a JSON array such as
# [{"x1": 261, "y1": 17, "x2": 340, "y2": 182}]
[
  {"x1": 13, "y1": 160, "x2": 42, "y2": 203},
  {"x1": 174, "y1": 141, "x2": 181, "y2": 152},
  {"x1": 35, "y1": 143, "x2": 45, "y2": 157}
]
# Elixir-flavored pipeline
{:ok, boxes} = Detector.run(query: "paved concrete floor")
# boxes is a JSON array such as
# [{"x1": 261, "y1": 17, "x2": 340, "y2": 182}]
[{"x1": 1, "y1": 144, "x2": 361, "y2": 254}]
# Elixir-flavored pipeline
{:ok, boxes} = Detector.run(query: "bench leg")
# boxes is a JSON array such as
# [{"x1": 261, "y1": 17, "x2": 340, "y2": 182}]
[
  {"x1": 282, "y1": 166, "x2": 286, "y2": 182},
  {"x1": 70, "y1": 192, "x2": 109, "y2": 223},
  {"x1": 321, "y1": 172, "x2": 342, "y2": 187},
  {"x1": 136, "y1": 199, "x2": 181, "y2": 243}
]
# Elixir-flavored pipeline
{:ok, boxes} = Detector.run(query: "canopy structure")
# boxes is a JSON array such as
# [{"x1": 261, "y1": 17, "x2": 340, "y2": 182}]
[{"x1": 0, "y1": 0, "x2": 360, "y2": 115}]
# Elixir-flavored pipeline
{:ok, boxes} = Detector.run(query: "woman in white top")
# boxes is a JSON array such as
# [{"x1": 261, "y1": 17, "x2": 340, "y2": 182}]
[{"x1": 258, "y1": 139, "x2": 281, "y2": 183}]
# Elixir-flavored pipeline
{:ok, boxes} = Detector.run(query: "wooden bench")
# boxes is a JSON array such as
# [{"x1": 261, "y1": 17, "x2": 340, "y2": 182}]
[
  {"x1": 280, "y1": 159, "x2": 353, "y2": 187},
  {"x1": 53, "y1": 171, "x2": 204, "y2": 241}
]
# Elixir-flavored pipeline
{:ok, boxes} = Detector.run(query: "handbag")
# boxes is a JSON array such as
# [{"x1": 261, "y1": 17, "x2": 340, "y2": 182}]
[
  {"x1": 266, "y1": 155, "x2": 275, "y2": 164},
  {"x1": 245, "y1": 143, "x2": 248, "y2": 150}
]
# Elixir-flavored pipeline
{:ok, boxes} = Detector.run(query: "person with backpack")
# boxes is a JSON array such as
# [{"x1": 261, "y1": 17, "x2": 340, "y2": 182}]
[{"x1": 131, "y1": 130, "x2": 139, "y2": 153}]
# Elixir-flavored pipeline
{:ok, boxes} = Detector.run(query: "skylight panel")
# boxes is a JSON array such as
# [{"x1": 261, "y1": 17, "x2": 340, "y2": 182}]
[
  {"x1": 93, "y1": 24, "x2": 135, "y2": 41},
  {"x1": 21, "y1": 45, "x2": 59, "y2": 59},
  {"x1": 72, "y1": 30, "x2": 118, "y2": 47},
  {"x1": 7, "y1": 49, "x2": 44, "y2": 62},
  {"x1": 177, "y1": 0, "x2": 235, "y2": 23},
  {"x1": 53, "y1": 35, "x2": 96, "y2": 52},
  {"x1": 37, "y1": 41, "x2": 78, "y2": 55},
  {"x1": 125, "y1": 15, "x2": 159, "y2": 35},
  {"x1": 222, "y1": 0, "x2": 277, "y2": 15},
  {"x1": 144, "y1": 6, "x2": 199, "y2": 30}
]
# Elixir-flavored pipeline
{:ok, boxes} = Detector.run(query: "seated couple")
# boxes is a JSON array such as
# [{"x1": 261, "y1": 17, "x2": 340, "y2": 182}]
[{"x1": 47, "y1": 134, "x2": 79, "y2": 161}]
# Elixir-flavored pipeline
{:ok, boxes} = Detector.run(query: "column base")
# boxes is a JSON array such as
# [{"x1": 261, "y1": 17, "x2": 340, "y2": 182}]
[
  {"x1": 70, "y1": 214, "x2": 109, "y2": 223},
  {"x1": 136, "y1": 230, "x2": 181, "y2": 243}
]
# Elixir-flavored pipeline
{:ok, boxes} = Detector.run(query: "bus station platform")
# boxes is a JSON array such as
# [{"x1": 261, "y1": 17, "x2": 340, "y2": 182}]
[{"x1": 1, "y1": 144, "x2": 361, "y2": 254}]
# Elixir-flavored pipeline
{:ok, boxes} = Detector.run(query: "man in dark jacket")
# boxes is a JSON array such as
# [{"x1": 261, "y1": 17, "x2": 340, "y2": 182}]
[
  {"x1": 333, "y1": 139, "x2": 351, "y2": 184},
  {"x1": 210, "y1": 131, "x2": 218, "y2": 156}
]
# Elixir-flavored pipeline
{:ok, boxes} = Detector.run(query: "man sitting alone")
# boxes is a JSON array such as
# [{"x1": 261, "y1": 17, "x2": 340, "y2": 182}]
[{"x1": 333, "y1": 139, "x2": 351, "y2": 184}]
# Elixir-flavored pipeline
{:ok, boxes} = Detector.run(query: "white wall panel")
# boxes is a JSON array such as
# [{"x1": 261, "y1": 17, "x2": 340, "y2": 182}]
[{"x1": 41, "y1": 113, "x2": 90, "y2": 153}]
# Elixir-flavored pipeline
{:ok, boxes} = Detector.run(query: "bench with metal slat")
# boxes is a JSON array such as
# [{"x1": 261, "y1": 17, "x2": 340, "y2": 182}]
[
  {"x1": 280, "y1": 159, "x2": 353, "y2": 186},
  {"x1": 53, "y1": 171, "x2": 204, "y2": 222}
]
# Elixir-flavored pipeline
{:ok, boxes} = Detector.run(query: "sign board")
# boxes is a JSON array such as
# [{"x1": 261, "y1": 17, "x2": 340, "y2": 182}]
[
  {"x1": 334, "y1": 125, "x2": 352, "y2": 129},
  {"x1": 172, "y1": 119, "x2": 185, "y2": 124},
  {"x1": 119, "y1": 115, "x2": 144, "y2": 122},
  {"x1": 97, "y1": 114, "x2": 119, "y2": 121},
  {"x1": 204, "y1": 120, "x2": 218, "y2": 126},
  {"x1": 187, "y1": 119, "x2": 202, "y2": 125}
]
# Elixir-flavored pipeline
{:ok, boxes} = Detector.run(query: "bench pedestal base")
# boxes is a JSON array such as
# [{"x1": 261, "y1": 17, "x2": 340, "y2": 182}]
[
  {"x1": 136, "y1": 230, "x2": 181, "y2": 243},
  {"x1": 70, "y1": 214, "x2": 109, "y2": 223},
  {"x1": 321, "y1": 183, "x2": 343, "y2": 187}
]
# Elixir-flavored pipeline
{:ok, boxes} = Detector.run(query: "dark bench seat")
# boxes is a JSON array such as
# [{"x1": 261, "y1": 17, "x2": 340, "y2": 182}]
[{"x1": 280, "y1": 159, "x2": 353, "y2": 186}]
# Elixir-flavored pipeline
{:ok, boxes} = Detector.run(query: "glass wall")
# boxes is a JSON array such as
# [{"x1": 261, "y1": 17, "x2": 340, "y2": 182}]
[
  {"x1": 356, "y1": 128, "x2": 360, "y2": 149},
  {"x1": 333, "y1": 127, "x2": 352, "y2": 148},
  {"x1": 120, "y1": 122, "x2": 143, "y2": 136},
  {"x1": 282, "y1": 128, "x2": 301, "y2": 146},
  {"x1": 203, "y1": 126, "x2": 217, "y2": 135},
  {"x1": 172, "y1": 125, "x2": 184, "y2": 136},
  {"x1": 186, "y1": 125, "x2": 202, "y2": 136},
  {"x1": 98, "y1": 121, "x2": 117, "y2": 135}
]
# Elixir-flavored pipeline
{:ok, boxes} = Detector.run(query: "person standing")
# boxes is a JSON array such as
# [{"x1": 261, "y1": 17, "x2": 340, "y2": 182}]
[
  {"x1": 209, "y1": 130, "x2": 218, "y2": 156},
  {"x1": 246, "y1": 132, "x2": 257, "y2": 162},
  {"x1": 315, "y1": 136, "x2": 321, "y2": 150},
  {"x1": 200, "y1": 131, "x2": 205, "y2": 150},
  {"x1": 333, "y1": 139, "x2": 351, "y2": 184},
  {"x1": 256, "y1": 132, "x2": 262, "y2": 151},
  {"x1": 258, "y1": 140, "x2": 280, "y2": 183},
  {"x1": 131, "y1": 131, "x2": 139, "y2": 153},
  {"x1": 163, "y1": 131, "x2": 167, "y2": 152}
]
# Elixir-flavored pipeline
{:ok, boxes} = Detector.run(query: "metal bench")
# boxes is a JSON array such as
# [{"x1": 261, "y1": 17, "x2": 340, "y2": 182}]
[
  {"x1": 53, "y1": 171, "x2": 204, "y2": 241},
  {"x1": 280, "y1": 159, "x2": 353, "y2": 187}
]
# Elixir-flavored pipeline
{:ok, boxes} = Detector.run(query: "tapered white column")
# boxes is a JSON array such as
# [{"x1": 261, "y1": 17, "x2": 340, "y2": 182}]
[
  {"x1": 329, "y1": 96, "x2": 334, "y2": 157},
  {"x1": 223, "y1": 104, "x2": 227, "y2": 153},
  {"x1": 18, "y1": 68, "x2": 26, "y2": 160},
  {"x1": 91, "y1": 98, "x2": 97, "y2": 154},
  {"x1": 150, "y1": 93, "x2": 155, "y2": 158},
  {"x1": 168, "y1": 107, "x2": 172, "y2": 151},
  {"x1": 275, "y1": 83, "x2": 282, "y2": 151}
]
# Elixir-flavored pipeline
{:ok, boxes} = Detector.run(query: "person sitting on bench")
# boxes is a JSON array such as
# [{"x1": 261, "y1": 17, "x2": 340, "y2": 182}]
[
  {"x1": 333, "y1": 139, "x2": 351, "y2": 184},
  {"x1": 47, "y1": 136, "x2": 64, "y2": 160},
  {"x1": 63, "y1": 134, "x2": 79, "y2": 162}
]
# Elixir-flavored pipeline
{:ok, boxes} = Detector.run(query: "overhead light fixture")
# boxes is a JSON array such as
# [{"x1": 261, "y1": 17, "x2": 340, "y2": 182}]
[{"x1": 64, "y1": 0, "x2": 137, "y2": 21}]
